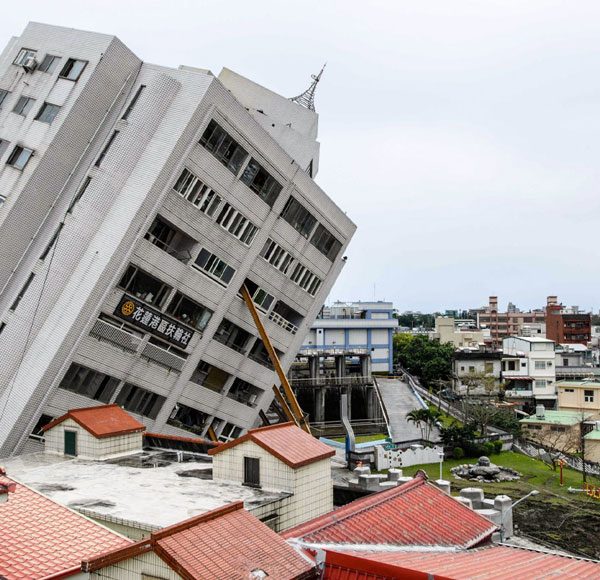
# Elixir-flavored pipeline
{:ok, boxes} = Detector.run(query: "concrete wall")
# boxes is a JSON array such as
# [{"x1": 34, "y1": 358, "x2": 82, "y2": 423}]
[
  {"x1": 558, "y1": 383, "x2": 600, "y2": 414},
  {"x1": 212, "y1": 439, "x2": 332, "y2": 531},
  {"x1": 44, "y1": 417, "x2": 143, "y2": 460}
]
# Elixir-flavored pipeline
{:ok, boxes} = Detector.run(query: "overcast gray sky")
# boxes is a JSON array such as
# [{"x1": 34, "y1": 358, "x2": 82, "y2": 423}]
[{"x1": 3, "y1": 1, "x2": 599, "y2": 313}]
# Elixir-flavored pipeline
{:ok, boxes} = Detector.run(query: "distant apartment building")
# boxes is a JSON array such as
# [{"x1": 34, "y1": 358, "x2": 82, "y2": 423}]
[
  {"x1": 556, "y1": 380, "x2": 600, "y2": 416},
  {"x1": 453, "y1": 351, "x2": 502, "y2": 393},
  {"x1": 300, "y1": 301, "x2": 398, "y2": 374},
  {"x1": 545, "y1": 296, "x2": 591, "y2": 345},
  {"x1": 0, "y1": 23, "x2": 355, "y2": 456},
  {"x1": 433, "y1": 316, "x2": 486, "y2": 349},
  {"x1": 474, "y1": 296, "x2": 545, "y2": 347},
  {"x1": 502, "y1": 337, "x2": 556, "y2": 409}
]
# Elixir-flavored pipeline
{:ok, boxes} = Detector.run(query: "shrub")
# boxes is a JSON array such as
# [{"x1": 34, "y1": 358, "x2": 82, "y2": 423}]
[
  {"x1": 493, "y1": 440, "x2": 503, "y2": 454},
  {"x1": 483, "y1": 442, "x2": 495, "y2": 456},
  {"x1": 453, "y1": 447, "x2": 464, "y2": 459}
]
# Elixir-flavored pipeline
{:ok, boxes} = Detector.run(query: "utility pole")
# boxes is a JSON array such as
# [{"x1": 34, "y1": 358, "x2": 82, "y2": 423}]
[{"x1": 581, "y1": 416, "x2": 587, "y2": 484}]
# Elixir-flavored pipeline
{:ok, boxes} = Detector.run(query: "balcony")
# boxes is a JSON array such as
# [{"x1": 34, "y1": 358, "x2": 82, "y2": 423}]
[
  {"x1": 141, "y1": 341, "x2": 187, "y2": 372},
  {"x1": 89, "y1": 317, "x2": 142, "y2": 353},
  {"x1": 269, "y1": 310, "x2": 298, "y2": 335},
  {"x1": 145, "y1": 215, "x2": 196, "y2": 264}
]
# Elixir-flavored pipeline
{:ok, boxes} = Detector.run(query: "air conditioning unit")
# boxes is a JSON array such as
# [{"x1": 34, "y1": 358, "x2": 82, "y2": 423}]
[{"x1": 22, "y1": 55, "x2": 38, "y2": 72}]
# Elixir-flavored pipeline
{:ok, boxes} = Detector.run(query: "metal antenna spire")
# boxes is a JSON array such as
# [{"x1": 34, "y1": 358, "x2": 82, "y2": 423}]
[{"x1": 289, "y1": 63, "x2": 326, "y2": 112}]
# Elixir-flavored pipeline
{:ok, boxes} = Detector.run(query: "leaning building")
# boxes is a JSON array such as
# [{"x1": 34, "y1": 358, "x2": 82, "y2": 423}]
[{"x1": 0, "y1": 23, "x2": 355, "y2": 455}]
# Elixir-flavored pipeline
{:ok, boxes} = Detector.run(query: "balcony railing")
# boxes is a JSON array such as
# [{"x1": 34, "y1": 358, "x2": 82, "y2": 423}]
[
  {"x1": 290, "y1": 375, "x2": 374, "y2": 388},
  {"x1": 268, "y1": 310, "x2": 298, "y2": 335},
  {"x1": 142, "y1": 342, "x2": 187, "y2": 372},
  {"x1": 504, "y1": 389, "x2": 533, "y2": 398},
  {"x1": 90, "y1": 318, "x2": 142, "y2": 353}
]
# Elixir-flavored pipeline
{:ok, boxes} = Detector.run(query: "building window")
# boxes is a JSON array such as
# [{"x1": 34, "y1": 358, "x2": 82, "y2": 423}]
[
  {"x1": 0, "y1": 139, "x2": 8, "y2": 159},
  {"x1": 166, "y1": 292, "x2": 213, "y2": 331},
  {"x1": 534, "y1": 380, "x2": 547, "y2": 390},
  {"x1": 115, "y1": 383, "x2": 165, "y2": 420},
  {"x1": 289, "y1": 262, "x2": 322, "y2": 296},
  {"x1": 40, "y1": 223, "x2": 64, "y2": 261},
  {"x1": 173, "y1": 168, "x2": 222, "y2": 216},
  {"x1": 13, "y1": 48, "x2": 36, "y2": 66},
  {"x1": 564, "y1": 388, "x2": 575, "y2": 393},
  {"x1": 240, "y1": 158, "x2": 282, "y2": 207},
  {"x1": 280, "y1": 196, "x2": 317, "y2": 238},
  {"x1": 228, "y1": 378, "x2": 262, "y2": 407},
  {"x1": 67, "y1": 176, "x2": 92, "y2": 213},
  {"x1": 190, "y1": 360, "x2": 230, "y2": 393},
  {"x1": 59, "y1": 58, "x2": 87, "y2": 81},
  {"x1": 534, "y1": 361, "x2": 547, "y2": 370},
  {"x1": 0, "y1": 89, "x2": 10, "y2": 108},
  {"x1": 144, "y1": 215, "x2": 196, "y2": 263},
  {"x1": 585, "y1": 389, "x2": 594, "y2": 403},
  {"x1": 243, "y1": 456, "x2": 260, "y2": 487},
  {"x1": 213, "y1": 319, "x2": 253, "y2": 353},
  {"x1": 12, "y1": 96, "x2": 35, "y2": 117},
  {"x1": 248, "y1": 339, "x2": 280, "y2": 370},
  {"x1": 193, "y1": 248, "x2": 236, "y2": 286},
  {"x1": 242, "y1": 279, "x2": 274, "y2": 312},
  {"x1": 219, "y1": 421, "x2": 242, "y2": 441},
  {"x1": 215, "y1": 203, "x2": 258, "y2": 245},
  {"x1": 58, "y1": 363, "x2": 119, "y2": 403},
  {"x1": 199, "y1": 119, "x2": 248, "y2": 174},
  {"x1": 122, "y1": 85, "x2": 145, "y2": 120},
  {"x1": 310, "y1": 224, "x2": 342, "y2": 261},
  {"x1": 0, "y1": 195, "x2": 6, "y2": 209},
  {"x1": 167, "y1": 403, "x2": 208, "y2": 435},
  {"x1": 118, "y1": 264, "x2": 171, "y2": 307},
  {"x1": 35, "y1": 102, "x2": 61, "y2": 124},
  {"x1": 0, "y1": 322, "x2": 5, "y2": 336},
  {"x1": 260, "y1": 238, "x2": 295, "y2": 274},
  {"x1": 94, "y1": 130, "x2": 118, "y2": 167},
  {"x1": 38, "y1": 54, "x2": 60, "y2": 73},
  {"x1": 9, "y1": 273, "x2": 35, "y2": 311}
]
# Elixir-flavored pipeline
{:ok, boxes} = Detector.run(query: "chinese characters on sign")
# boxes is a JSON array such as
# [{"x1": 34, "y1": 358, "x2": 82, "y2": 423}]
[{"x1": 115, "y1": 295, "x2": 194, "y2": 348}]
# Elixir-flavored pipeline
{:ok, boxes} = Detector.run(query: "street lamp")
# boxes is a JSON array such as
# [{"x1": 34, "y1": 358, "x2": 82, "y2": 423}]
[
  {"x1": 438, "y1": 450, "x2": 444, "y2": 481},
  {"x1": 500, "y1": 490, "x2": 539, "y2": 542}
]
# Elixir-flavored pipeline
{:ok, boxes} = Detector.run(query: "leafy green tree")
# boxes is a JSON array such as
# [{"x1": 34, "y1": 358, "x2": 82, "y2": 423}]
[{"x1": 393, "y1": 334, "x2": 454, "y2": 388}]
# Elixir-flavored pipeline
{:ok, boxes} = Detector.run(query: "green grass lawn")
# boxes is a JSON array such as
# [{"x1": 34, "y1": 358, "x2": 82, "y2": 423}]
[
  {"x1": 404, "y1": 451, "x2": 600, "y2": 504},
  {"x1": 331, "y1": 433, "x2": 388, "y2": 443}
]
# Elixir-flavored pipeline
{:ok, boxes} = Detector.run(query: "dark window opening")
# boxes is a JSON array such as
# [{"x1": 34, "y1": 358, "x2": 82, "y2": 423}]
[
  {"x1": 248, "y1": 339, "x2": 282, "y2": 370},
  {"x1": 13, "y1": 96, "x2": 35, "y2": 116},
  {"x1": 280, "y1": 196, "x2": 316, "y2": 238},
  {"x1": 190, "y1": 360, "x2": 231, "y2": 393},
  {"x1": 35, "y1": 102, "x2": 61, "y2": 124},
  {"x1": 31, "y1": 414, "x2": 53, "y2": 436},
  {"x1": 213, "y1": 319, "x2": 252, "y2": 354},
  {"x1": 145, "y1": 215, "x2": 196, "y2": 264},
  {"x1": 40, "y1": 223, "x2": 64, "y2": 260},
  {"x1": 115, "y1": 383, "x2": 165, "y2": 419},
  {"x1": 118, "y1": 264, "x2": 171, "y2": 307},
  {"x1": 10, "y1": 273, "x2": 34, "y2": 311},
  {"x1": 7, "y1": 145, "x2": 34, "y2": 170},
  {"x1": 59, "y1": 58, "x2": 87, "y2": 81},
  {"x1": 240, "y1": 158, "x2": 282, "y2": 207},
  {"x1": 243, "y1": 456, "x2": 260, "y2": 487},
  {"x1": 310, "y1": 224, "x2": 342, "y2": 261},
  {"x1": 166, "y1": 292, "x2": 213, "y2": 331},
  {"x1": 58, "y1": 363, "x2": 119, "y2": 403},
  {"x1": 199, "y1": 119, "x2": 248, "y2": 174},
  {"x1": 241, "y1": 279, "x2": 274, "y2": 312},
  {"x1": 94, "y1": 130, "x2": 118, "y2": 167},
  {"x1": 167, "y1": 403, "x2": 209, "y2": 435},
  {"x1": 38, "y1": 54, "x2": 60, "y2": 73},
  {"x1": 67, "y1": 176, "x2": 92, "y2": 213},
  {"x1": 122, "y1": 85, "x2": 145, "y2": 120},
  {"x1": 227, "y1": 378, "x2": 262, "y2": 407}
]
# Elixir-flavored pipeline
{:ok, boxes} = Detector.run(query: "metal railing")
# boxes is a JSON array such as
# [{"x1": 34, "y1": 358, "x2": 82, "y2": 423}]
[
  {"x1": 290, "y1": 375, "x2": 374, "y2": 388},
  {"x1": 90, "y1": 318, "x2": 142, "y2": 353},
  {"x1": 268, "y1": 310, "x2": 298, "y2": 335},
  {"x1": 141, "y1": 341, "x2": 186, "y2": 371}
]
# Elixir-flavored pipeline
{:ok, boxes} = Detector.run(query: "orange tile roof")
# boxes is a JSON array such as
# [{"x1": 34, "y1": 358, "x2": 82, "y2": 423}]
[
  {"x1": 208, "y1": 422, "x2": 335, "y2": 468},
  {"x1": 0, "y1": 475, "x2": 131, "y2": 579},
  {"x1": 83, "y1": 501, "x2": 315, "y2": 580},
  {"x1": 283, "y1": 472, "x2": 497, "y2": 548},
  {"x1": 324, "y1": 545, "x2": 600, "y2": 579},
  {"x1": 42, "y1": 404, "x2": 146, "y2": 438}
]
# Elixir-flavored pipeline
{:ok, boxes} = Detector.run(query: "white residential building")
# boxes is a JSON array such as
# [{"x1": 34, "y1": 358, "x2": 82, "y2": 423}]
[
  {"x1": 502, "y1": 336, "x2": 556, "y2": 408},
  {"x1": 0, "y1": 22, "x2": 355, "y2": 456}
]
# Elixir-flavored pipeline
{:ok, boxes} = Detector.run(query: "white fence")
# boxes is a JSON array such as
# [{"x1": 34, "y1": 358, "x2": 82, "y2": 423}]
[{"x1": 375, "y1": 444, "x2": 443, "y2": 471}]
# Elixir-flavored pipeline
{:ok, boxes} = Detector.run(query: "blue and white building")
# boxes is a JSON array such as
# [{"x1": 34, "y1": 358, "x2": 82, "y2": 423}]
[{"x1": 301, "y1": 301, "x2": 398, "y2": 373}]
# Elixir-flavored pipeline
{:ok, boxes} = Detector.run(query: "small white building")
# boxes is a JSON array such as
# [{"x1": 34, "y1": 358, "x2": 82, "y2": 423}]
[
  {"x1": 42, "y1": 404, "x2": 145, "y2": 460},
  {"x1": 502, "y1": 337, "x2": 556, "y2": 408},
  {"x1": 209, "y1": 422, "x2": 334, "y2": 531}
]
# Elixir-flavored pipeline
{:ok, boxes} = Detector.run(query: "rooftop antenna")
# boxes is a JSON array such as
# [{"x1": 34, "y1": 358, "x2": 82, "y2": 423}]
[{"x1": 289, "y1": 63, "x2": 326, "y2": 112}]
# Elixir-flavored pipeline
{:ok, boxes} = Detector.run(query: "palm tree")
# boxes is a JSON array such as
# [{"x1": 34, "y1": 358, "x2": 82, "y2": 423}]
[
  {"x1": 406, "y1": 409, "x2": 427, "y2": 440},
  {"x1": 406, "y1": 408, "x2": 441, "y2": 442}
]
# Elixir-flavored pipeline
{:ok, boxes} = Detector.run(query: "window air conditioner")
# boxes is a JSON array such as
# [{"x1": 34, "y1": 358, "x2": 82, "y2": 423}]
[{"x1": 22, "y1": 56, "x2": 38, "y2": 72}]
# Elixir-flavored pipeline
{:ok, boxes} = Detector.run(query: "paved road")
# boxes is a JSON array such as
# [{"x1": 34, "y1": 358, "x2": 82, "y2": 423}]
[{"x1": 377, "y1": 377, "x2": 440, "y2": 443}]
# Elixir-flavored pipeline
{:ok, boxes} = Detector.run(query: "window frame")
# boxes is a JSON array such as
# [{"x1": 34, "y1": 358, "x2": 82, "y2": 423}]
[
  {"x1": 6, "y1": 145, "x2": 34, "y2": 170},
  {"x1": 0, "y1": 89, "x2": 10, "y2": 108},
  {"x1": 13, "y1": 48, "x2": 37, "y2": 67},
  {"x1": 193, "y1": 248, "x2": 236, "y2": 286},
  {"x1": 59, "y1": 58, "x2": 88, "y2": 81},
  {"x1": 35, "y1": 102, "x2": 61, "y2": 124},
  {"x1": 38, "y1": 54, "x2": 60, "y2": 74},
  {"x1": 13, "y1": 96, "x2": 36, "y2": 117},
  {"x1": 243, "y1": 456, "x2": 260, "y2": 487}
]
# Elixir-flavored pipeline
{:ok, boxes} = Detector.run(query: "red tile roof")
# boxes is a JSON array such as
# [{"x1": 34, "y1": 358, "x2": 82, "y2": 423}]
[
  {"x1": 283, "y1": 472, "x2": 497, "y2": 548},
  {"x1": 83, "y1": 501, "x2": 315, "y2": 580},
  {"x1": 208, "y1": 422, "x2": 335, "y2": 468},
  {"x1": 42, "y1": 404, "x2": 146, "y2": 438},
  {"x1": 324, "y1": 545, "x2": 600, "y2": 579},
  {"x1": 0, "y1": 474, "x2": 131, "y2": 580}
]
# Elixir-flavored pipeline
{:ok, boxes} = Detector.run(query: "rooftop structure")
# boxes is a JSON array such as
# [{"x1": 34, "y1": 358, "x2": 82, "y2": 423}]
[
  {"x1": 321, "y1": 545, "x2": 600, "y2": 579},
  {"x1": 83, "y1": 501, "x2": 314, "y2": 580},
  {"x1": 0, "y1": 470, "x2": 131, "y2": 579},
  {"x1": 546, "y1": 296, "x2": 591, "y2": 345},
  {"x1": 434, "y1": 316, "x2": 486, "y2": 349},
  {"x1": 283, "y1": 472, "x2": 497, "y2": 548},
  {"x1": 0, "y1": 22, "x2": 355, "y2": 457}
]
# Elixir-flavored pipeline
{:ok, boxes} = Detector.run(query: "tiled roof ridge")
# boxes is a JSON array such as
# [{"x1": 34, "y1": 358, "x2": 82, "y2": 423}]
[
  {"x1": 284, "y1": 473, "x2": 428, "y2": 539},
  {"x1": 41, "y1": 404, "x2": 119, "y2": 432},
  {"x1": 82, "y1": 502, "x2": 245, "y2": 573},
  {"x1": 493, "y1": 543, "x2": 600, "y2": 563}
]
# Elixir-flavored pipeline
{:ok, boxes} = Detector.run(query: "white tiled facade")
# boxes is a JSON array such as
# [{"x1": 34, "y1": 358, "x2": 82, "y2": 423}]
[
  {"x1": 44, "y1": 417, "x2": 143, "y2": 460},
  {"x1": 0, "y1": 23, "x2": 355, "y2": 456},
  {"x1": 90, "y1": 551, "x2": 182, "y2": 580},
  {"x1": 212, "y1": 439, "x2": 333, "y2": 531}
]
